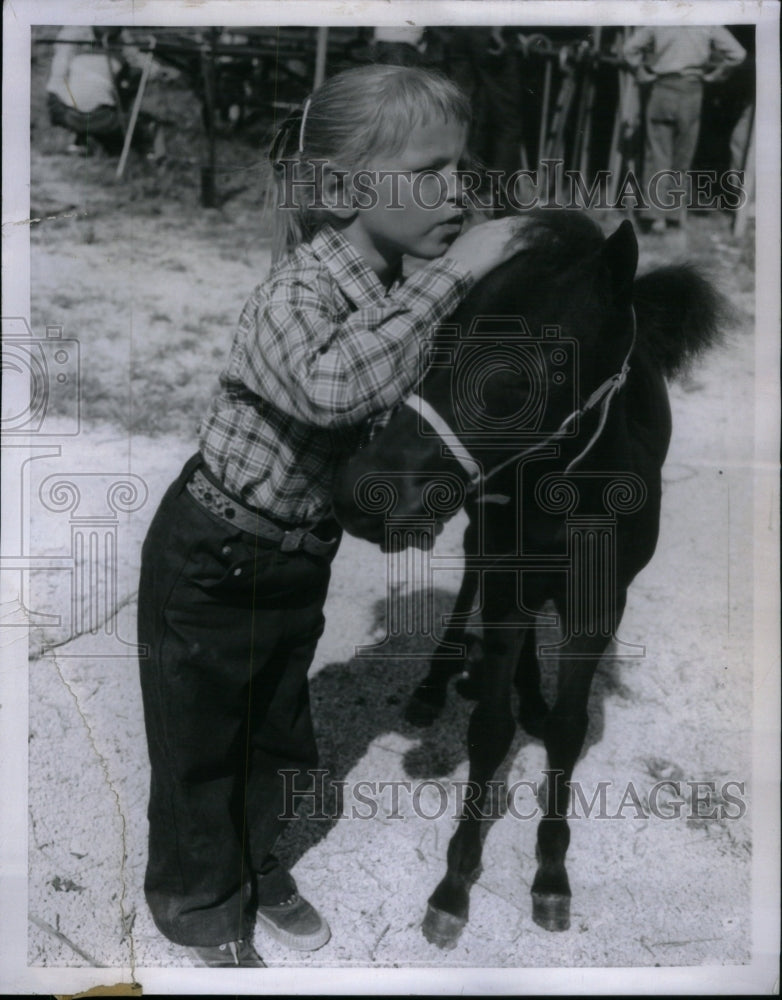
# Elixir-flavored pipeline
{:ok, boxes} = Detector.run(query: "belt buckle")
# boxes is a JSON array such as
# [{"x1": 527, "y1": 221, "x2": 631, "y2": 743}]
[{"x1": 280, "y1": 528, "x2": 307, "y2": 552}]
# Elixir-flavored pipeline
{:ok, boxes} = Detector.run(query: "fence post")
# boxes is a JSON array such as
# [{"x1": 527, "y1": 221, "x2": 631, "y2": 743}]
[
  {"x1": 314, "y1": 27, "x2": 328, "y2": 89},
  {"x1": 731, "y1": 104, "x2": 755, "y2": 239},
  {"x1": 200, "y1": 28, "x2": 218, "y2": 207}
]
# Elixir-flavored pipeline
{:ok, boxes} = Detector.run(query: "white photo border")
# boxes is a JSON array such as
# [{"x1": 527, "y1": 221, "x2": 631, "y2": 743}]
[{"x1": 2, "y1": 0, "x2": 779, "y2": 995}]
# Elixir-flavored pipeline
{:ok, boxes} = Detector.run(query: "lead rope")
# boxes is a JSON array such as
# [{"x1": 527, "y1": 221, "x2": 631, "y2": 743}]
[{"x1": 405, "y1": 308, "x2": 637, "y2": 501}]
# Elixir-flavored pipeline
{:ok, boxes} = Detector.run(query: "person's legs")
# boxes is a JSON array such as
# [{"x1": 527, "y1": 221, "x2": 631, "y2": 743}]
[
  {"x1": 48, "y1": 96, "x2": 159, "y2": 158},
  {"x1": 137, "y1": 458, "x2": 333, "y2": 948},
  {"x1": 47, "y1": 92, "x2": 69, "y2": 128},
  {"x1": 482, "y1": 50, "x2": 525, "y2": 179},
  {"x1": 643, "y1": 80, "x2": 677, "y2": 227},
  {"x1": 671, "y1": 78, "x2": 704, "y2": 226},
  {"x1": 243, "y1": 627, "x2": 324, "y2": 873},
  {"x1": 138, "y1": 464, "x2": 256, "y2": 945}
]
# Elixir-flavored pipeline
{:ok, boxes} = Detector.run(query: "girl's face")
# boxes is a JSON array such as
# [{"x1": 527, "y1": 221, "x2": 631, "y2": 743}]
[{"x1": 343, "y1": 118, "x2": 468, "y2": 286}]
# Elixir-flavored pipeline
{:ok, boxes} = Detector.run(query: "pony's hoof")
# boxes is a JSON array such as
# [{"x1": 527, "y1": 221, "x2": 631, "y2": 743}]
[
  {"x1": 531, "y1": 891, "x2": 571, "y2": 932},
  {"x1": 404, "y1": 692, "x2": 442, "y2": 727},
  {"x1": 422, "y1": 904, "x2": 466, "y2": 950}
]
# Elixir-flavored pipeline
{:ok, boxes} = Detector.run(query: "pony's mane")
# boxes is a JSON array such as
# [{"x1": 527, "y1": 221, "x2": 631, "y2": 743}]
[
  {"x1": 451, "y1": 210, "x2": 606, "y2": 324},
  {"x1": 504, "y1": 209, "x2": 605, "y2": 283},
  {"x1": 456, "y1": 210, "x2": 725, "y2": 380}
]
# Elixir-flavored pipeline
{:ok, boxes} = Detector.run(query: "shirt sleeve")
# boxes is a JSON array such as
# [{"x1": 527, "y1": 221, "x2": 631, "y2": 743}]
[
  {"x1": 709, "y1": 27, "x2": 747, "y2": 69},
  {"x1": 236, "y1": 257, "x2": 473, "y2": 428},
  {"x1": 623, "y1": 27, "x2": 654, "y2": 70}
]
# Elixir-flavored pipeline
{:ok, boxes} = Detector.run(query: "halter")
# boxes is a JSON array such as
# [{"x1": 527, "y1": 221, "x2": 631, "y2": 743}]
[{"x1": 404, "y1": 308, "x2": 637, "y2": 504}]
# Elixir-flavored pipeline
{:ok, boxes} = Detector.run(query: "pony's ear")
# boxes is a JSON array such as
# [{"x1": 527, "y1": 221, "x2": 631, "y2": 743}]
[{"x1": 601, "y1": 220, "x2": 638, "y2": 306}]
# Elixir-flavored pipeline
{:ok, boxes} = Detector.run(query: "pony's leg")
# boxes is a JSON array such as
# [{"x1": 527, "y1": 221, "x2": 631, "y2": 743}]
[
  {"x1": 422, "y1": 620, "x2": 520, "y2": 948},
  {"x1": 514, "y1": 624, "x2": 549, "y2": 739},
  {"x1": 406, "y1": 522, "x2": 480, "y2": 726},
  {"x1": 531, "y1": 591, "x2": 627, "y2": 931},
  {"x1": 531, "y1": 653, "x2": 598, "y2": 931}
]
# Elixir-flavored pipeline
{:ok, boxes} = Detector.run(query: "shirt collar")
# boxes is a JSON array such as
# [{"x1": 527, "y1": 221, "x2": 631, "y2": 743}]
[{"x1": 309, "y1": 225, "x2": 402, "y2": 307}]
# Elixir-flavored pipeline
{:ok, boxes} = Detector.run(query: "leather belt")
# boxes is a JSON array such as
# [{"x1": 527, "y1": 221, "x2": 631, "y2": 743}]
[{"x1": 186, "y1": 467, "x2": 338, "y2": 558}]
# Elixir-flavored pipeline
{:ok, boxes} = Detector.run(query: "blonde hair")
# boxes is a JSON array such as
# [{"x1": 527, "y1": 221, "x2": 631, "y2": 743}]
[{"x1": 269, "y1": 65, "x2": 471, "y2": 262}]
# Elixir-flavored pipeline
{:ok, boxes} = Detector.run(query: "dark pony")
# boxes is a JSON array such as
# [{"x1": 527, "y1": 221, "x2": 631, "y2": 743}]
[{"x1": 333, "y1": 211, "x2": 724, "y2": 948}]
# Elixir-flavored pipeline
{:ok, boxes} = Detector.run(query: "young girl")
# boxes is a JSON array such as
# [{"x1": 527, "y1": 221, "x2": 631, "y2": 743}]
[{"x1": 137, "y1": 63, "x2": 525, "y2": 967}]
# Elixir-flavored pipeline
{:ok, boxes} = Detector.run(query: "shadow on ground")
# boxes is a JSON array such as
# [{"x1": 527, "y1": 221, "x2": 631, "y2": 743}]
[{"x1": 276, "y1": 588, "x2": 628, "y2": 872}]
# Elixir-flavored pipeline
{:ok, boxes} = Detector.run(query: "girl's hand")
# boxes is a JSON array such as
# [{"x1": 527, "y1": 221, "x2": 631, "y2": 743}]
[{"x1": 443, "y1": 216, "x2": 531, "y2": 282}]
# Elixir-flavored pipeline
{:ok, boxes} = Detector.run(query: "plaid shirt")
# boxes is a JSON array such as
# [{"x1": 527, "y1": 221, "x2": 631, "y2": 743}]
[{"x1": 199, "y1": 225, "x2": 473, "y2": 524}]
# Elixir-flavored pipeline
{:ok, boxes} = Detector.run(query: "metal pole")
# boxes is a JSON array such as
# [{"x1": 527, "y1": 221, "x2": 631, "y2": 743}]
[
  {"x1": 538, "y1": 59, "x2": 552, "y2": 162},
  {"x1": 314, "y1": 27, "x2": 328, "y2": 89},
  {"x1": 607, "y1": 29, "x2": 626, "y2": 204},
  {"x1": 571, "y1": 68, "x2": 589, "y2": 173},
  {"x1": 200, "y1": 29, "x2": 218, "y2": 207},
  {"x1": 732, "y1": 106, "x2": 755, "y2": 238},
  {"x1": 578, "y1": 27, "x2": 601, "y2": 178},
  {"x1": 116, "y1": 39, "x2": 157, "y2": 180}
]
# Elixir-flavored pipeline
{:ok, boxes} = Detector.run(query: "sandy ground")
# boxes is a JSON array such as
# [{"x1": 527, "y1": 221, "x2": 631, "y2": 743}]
[{"x1": 9, "y1": 99, "x2": 774, "y2": 992}]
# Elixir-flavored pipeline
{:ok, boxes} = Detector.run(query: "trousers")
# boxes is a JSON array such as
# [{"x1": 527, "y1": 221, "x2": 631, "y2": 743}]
[
  {"x1": 47, "y1": 92, "x2": 157, "y2": 155},
  {"x1": 643, "y1": 75, "x2": 704, "y2": 223},
  {"x1": 137, "y1": 453, "x2": 339, "y2": 945}
]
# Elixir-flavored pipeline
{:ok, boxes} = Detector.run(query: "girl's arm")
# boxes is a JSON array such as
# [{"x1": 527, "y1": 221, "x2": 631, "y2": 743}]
[{"x1": 235, "y1": 256, "x2": 473, "y2": 428}]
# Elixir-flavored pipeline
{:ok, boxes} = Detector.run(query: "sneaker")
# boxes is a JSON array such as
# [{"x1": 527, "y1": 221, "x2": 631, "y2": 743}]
[
  {"x1": 650, "y1": 218, "x2": 667, "y2": 235},
  {"x1": 189, "y1": 938, "x2": 266, "y2": 967},
  {"x1": 256, "y1": 891, "x2": 331, "y2": 951}
]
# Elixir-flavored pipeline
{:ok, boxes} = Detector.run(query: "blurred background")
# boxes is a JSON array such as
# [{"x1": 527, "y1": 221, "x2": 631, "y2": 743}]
[{"x1": 31, "y1": 24, "x2": 755, "y2": 214}]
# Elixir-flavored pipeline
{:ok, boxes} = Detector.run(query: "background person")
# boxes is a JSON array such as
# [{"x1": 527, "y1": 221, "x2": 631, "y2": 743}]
[
  {"x1": 623, "y1": 25, "x2": 746, "y2": 232},
  {"x1": 445, "y1": 27, "x2": 526, "y2": 212},
  {"x1": 46, "y1": 25, "x2": 162, "y2": 157},
  {"x1": 370, "y1": 25, "x2": 429, "y2": 66}
]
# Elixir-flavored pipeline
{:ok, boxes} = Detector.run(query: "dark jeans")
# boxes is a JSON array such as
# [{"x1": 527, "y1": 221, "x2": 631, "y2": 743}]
[
  {"x1": 47, "y1": 92, "x2": 155, "y2": 155},
  {"x1": 137, "y1": 454, "x2": 339, "y2": 946}
]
